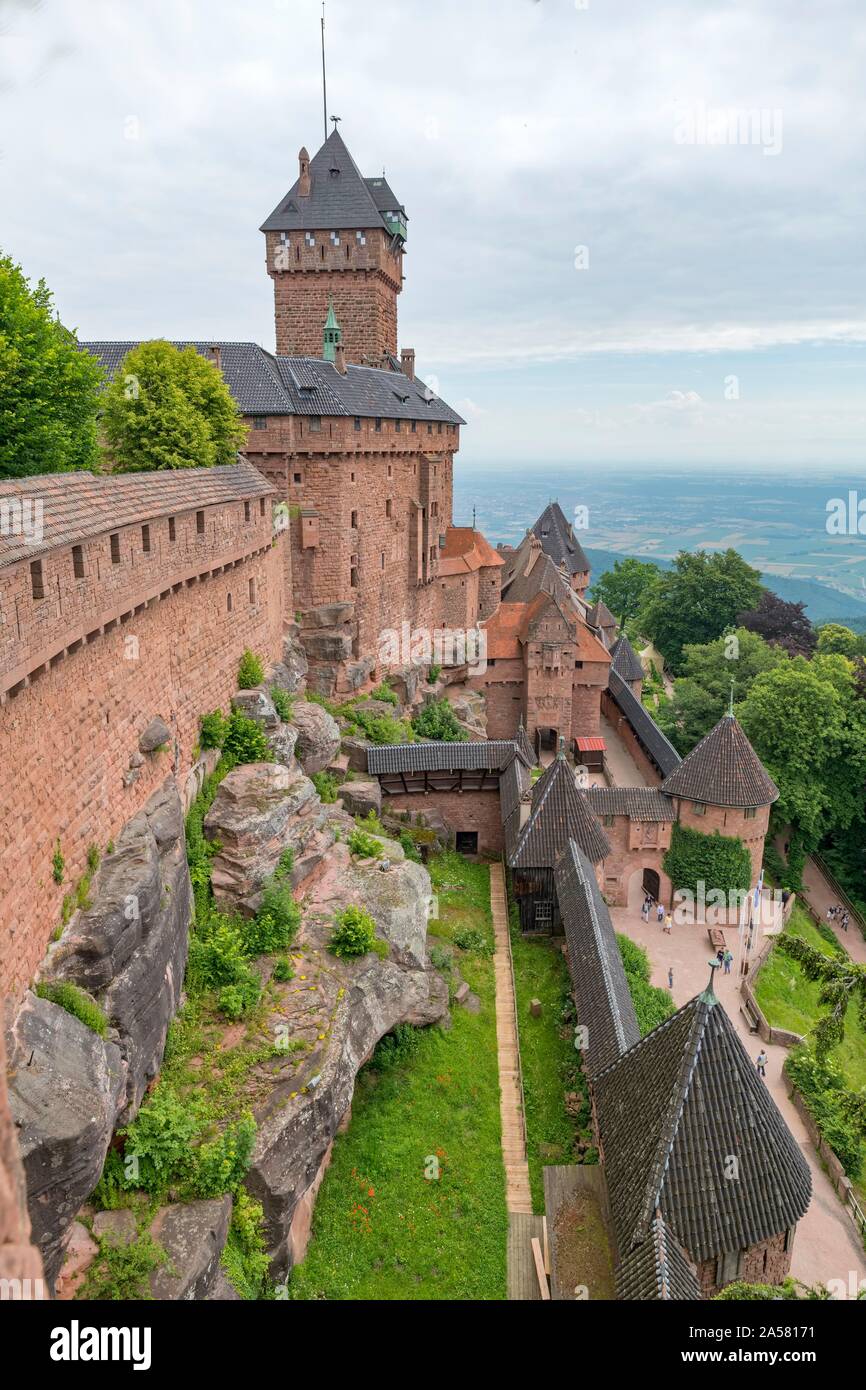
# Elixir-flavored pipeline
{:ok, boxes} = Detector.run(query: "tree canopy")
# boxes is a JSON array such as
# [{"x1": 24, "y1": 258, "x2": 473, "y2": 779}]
[
  {"x1": 589, "y1": 556, "x2": 662, "y2": 624},
  {"x1": 101, "y1": 340, "x2": 246, "y2": 472},
  {"x1": 737, "y1": 589, "x2": 816, "y2": 657},
  {"x1": 655, "y1": 627, "x2": 786, "y2": 753},
  {"x1": 637, "y1": 549, "x2": 763, "y2": 672},
  {"x1": 0, "y1": 253, "x2": 104, "y2": 478},
  {"x1": 816, "y1": 623, "x2": 866, "y2": 660}
]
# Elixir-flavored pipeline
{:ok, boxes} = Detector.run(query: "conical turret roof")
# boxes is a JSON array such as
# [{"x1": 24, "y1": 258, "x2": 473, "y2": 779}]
[
  {"x1": 509, "y1": 748, "x2": 610, "y2": 868},
  {"x1": 610, "y1": 633, "x2": 644, "y2": 683},
  {"x1": 661, "y1": 714, "x2": 778, "y2": 809}
]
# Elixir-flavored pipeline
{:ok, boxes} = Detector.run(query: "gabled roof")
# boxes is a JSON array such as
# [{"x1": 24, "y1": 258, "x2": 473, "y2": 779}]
[
  {"x1": 260, "y1": 130, "x2": 404, "y2": 234},
  {"x1": 610, "y1": 634, "x2": 644, "y2": 683},
  {"x1": 0, "y1": 460, "x2": 273, "y2": 570},
  {"x1": 607, "y1": 671, "x2": 682, "y2": 778},
  {"x1": 582, "y1": 787, "x2": 675, "y2": 823},
  {"x1": 593, "y1": 981, "x2": 812, "y2": 1263},
  {"x1": 616, "y1": 1215, "x2": 701, "y2": 1301},
  {"x1": 509, "y1": 752, "x2": 610, "y2": 869},
  {"x1": 661, "y1": 714, "x2": 779, "y2": 809},
  {"x1": 554, "y1": 839, "x2": 640, "y2": 1078},
  {"x1": 588, "y1": 598, "x2": 617, "y2": 631},
  {"x1": 515, "y1": 720, "x2": 536, "y2": 769},
  {"x1": 438, "y1": 527, "x2": 505, "y2": 576},
  {"x1": 367, "y1": 740, "x2": 517, "y2": 775},
  {"x1": 532, "y1": 501, "x2": 589, "y2": 575},
  {"x1": 500, "y1": 756, "x2": 532, "y2": 859},
  {"x1": 81, "y1": 342, "x2": 464, "y2": 425}
]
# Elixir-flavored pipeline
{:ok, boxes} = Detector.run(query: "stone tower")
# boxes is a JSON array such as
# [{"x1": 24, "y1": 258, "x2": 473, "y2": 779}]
[{"x1": 260, "y1": 129, "x2": 406, "y2": 363}]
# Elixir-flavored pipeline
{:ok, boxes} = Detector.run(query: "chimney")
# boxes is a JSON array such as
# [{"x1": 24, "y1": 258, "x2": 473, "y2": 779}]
[
  {"x1": 209, "y1": 344, "x2": 221, "y2": 372},
  {"x1": 400, "y1": 347, "x2": 415, "y2": 382},
  {"x1": 519, "y1": 793, "x2": 532, "y2": 829},
  {"x1": 298, "y1": 147, "x2": 311, "y2": 197},
  {"x1": 334, "y1": 342, "x2": 347, "y2": 375}
]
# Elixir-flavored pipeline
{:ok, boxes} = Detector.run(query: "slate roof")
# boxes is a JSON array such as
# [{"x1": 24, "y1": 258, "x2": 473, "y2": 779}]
[
  {"x1": 81, "y1": 342, "x2": 464, "y2": 425},
  {"x1": 515, "y1": 720, "x2": 536, "y2": 769},
  {"x1": 610, "y1": 634, "x2": 644, "y2": 683},
  {"x1": 500, "y1": 756, "x2": 532, "y2": 859},
  {"x1": 607, "y1": 671, "x2": 682, "y2": 778},
  {"x1": 260, "y1": 130, "x2": 405, "y2": 234},
  {"x1": 554, "y1": 839, "x2": 640, "y2": 1078},
  {"x1": 367, "y1": 740, "x2": 517, "y2": 775},
  {"x1": 532, "y1": 501, "x2": 589, "y2": 575},
  {"x1": 587, "y1": 598, "x2": 617, "y2": 631},
  {"x1": 0, "y1": 460, "x2": 273, "y2": 570},
  {"x1": 509, "y1": 752, "x2": 610, "y2": 869},
  {"x1": 616, "y1": 1215, "x2": 701, "y2": 1301},
  {"x1": 582, "y1": 787, "x2": 676, "y2": 823},
  {"x1": 593, "y1": 981, "x2": 812, "y2": 1265},
  {"x1": 661, "y1": 715, "x2": 779, "y2": 810}
]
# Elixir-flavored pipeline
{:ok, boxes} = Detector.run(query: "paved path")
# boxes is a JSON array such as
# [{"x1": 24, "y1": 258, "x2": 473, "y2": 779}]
[
  {"x1": 599, "y1": 713, "x2": 647, "y2": 787},
  {"x1": 489, "y1": 862, "x2": 532, "y2": 1216},
  {"x1": 610, "y1": 903, "x2": 866, "y2": 1292},
  {"x1": 799, "y1": 857, "x2": 866, "y2": 965}
]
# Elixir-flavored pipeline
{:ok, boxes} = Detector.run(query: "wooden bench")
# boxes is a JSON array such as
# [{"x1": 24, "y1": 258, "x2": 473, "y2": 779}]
[
  {"x1": 740, "y1": 997, "x2": 761, "y2": 1035},
  {"x1": 707, "y1": 926, "x2": 726, "y2": 952}
]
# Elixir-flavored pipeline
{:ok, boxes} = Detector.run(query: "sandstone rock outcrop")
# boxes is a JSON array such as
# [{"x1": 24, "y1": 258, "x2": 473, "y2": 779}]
[
  {"x1": 204, "y1": 761, "x2": 325, "y2": 914},
  {"x1": 245, "y1": 840, "x2": 448, "y2": 1275},
  {"x1": 139, "y1": 716, "x2": 171, "y2": 753},
  {"x1": 338, "y1": 779, "x2": 382, "y2": 819},
  {"x1": 43, "y1": 780, "x2": 193, "y2": 1119},
  {"x1": 149, "y1": 1196, "x2": 232, "y2": 1301},
  {"x1": 6, "y1": 994, "x2": 125, "y2": 1284},
  {"x1": 290, "y1": 699, "x2": 341, "y2": 774},
  {"x1": 0, "y1": 1023, "x2": 44, "y2": 1297}
]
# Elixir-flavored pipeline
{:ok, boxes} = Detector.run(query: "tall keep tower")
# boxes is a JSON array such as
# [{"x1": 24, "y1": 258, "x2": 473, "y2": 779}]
[{"x1": 260, "y1": 129, "x2": 406, "y2": 363}]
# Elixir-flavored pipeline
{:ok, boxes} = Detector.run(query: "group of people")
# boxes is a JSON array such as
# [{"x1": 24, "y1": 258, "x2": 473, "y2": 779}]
[
  {"x1": 641, "y1": 893, "x2": 672, "y2": 933},
  {"x1": 715, "y1": 945, "x2": 734, "y2": 975},
  {"x1": 827, "y1": 903, "x2": 851, "y2": 933}
]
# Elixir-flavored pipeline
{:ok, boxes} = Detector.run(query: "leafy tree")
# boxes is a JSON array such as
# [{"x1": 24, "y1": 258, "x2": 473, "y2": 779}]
[
  {"x1": 637, "y1": 549, "x2": 762, "y2": 672},
  {"x1": 101, "y1": 340, "x2": 245, "y2": 471},
  {"x1": 778, "y1": 941, "x2": 866, "y2": 1060},
  {"x1": 737, "y1": 655, "x2": 866, "y2": 845},
  {"x1": 0, "y1": 253, "x2": 103, "y2": 477},
  {"x1": 816, "y1": 623, "x2": 866, "y2": 659},
  {"x1": 589, "y1": 557, "x2": 662, "y2": 624},
  {"x1": 737, "y1": 590, "x2": 816, "y2": 657},
  {"x1": 655, "y1": 627, "x2": 786, "y2": 753}
]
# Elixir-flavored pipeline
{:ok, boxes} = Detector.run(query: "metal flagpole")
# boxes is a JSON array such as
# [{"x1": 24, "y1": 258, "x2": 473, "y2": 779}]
[{"x1": 321, "y1": 2, "x2": 328, "y2": 142}]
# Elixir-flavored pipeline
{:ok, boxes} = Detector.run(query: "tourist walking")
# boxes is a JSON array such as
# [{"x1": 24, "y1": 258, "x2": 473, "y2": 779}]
[
  {"x1": 641, "y1": 897, "x2": 650, "y2": 924},
  {"x1": 668, "y1": 966, "x2": 674, "y2": 990},
  {"x1": 716, "y1": 947, "x2": 725, "y2": 966},
  {"x1": 756, "y1": 1049, "x2": 768, "y2": 1080},
  {"x1": 657, "y1": 902, "x2": 665, "y2": 925},
  {"x1": 723, "y1": 948, "x2": 733, "y2": 975},
  {"x1": 841, "y1": 911, "x2": 850, "y2": 933},
  {"x1": 664, "y1": 911, "x2": 673, "y2": 935}
]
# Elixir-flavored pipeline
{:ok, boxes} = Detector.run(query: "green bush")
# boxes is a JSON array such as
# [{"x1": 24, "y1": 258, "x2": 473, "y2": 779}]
[
  {"x1": 367, "y1": 1023, "x2": 421, "y2": 1072},
  {"x1": 244, "y1": 900, "x2": 300, "y2": 955},
  {"x1": 52, "y1": 840, "x2": 64, "y2": 885},
  {"x1": 786, "y1": 1046, "x2": 863, "y2": 1179},
  {"x1": 399, "y1": 831, "x2": 422, "y2": 862},
  {"x1": 122, "y1": 1089, "x2": 200, "y2": 1194},
  {"x1": 222, "y1": 708, "x2": 271, "y2": 764},
  {"x1": 411, "y1": 698, "x2": 467, "y2": 742},
  {"x1": 427, "y1": 663, "x2": 441, "y2": 684},
  {"x1": 272, "y1": 956, "x2": 295, "y2": 983},
  {"x1": 453, "y1": 926, "x2": 492, "y2": 956},
  {"x1": 35, "y1": 980, "x2": 108, "y2": 1037},
  {"x1": 371, "y1": 680, "x2": 398, "y2": 706},
  {"x1": 663, "y1": 821, "x2": 751, "y2": 897},
  {"x1": 615, "y1": 934, "x2": 651, "y2": 983},
  {"x1": 348, "y1": 827, "x2": 383, "y2": 859},
  {"x1": 270, "y1": 686, "x2": 292, "y2": 721},
  {"x1": 78, "y1": 1231, "x2": 166, "y2": 1301},
  {"x1": 190, "y1": 1113, "x2": 257, "y2": 1199},
  {"x1": 221, "y1": 1190, "x2": 271, "y2": 1300},
  {"x1": 237, "y1": 649, "x2": 265, "y2": 689},
  {"x1": 616, "y1": 934, "x2": 676, "y2": 1036},
  {"x1": 217, "y1": 978, "x2": 261, "y2": 1021},
  {"x1": 430, "y1": 945, "x2": 453, "y2": 973},
  {"x1": 330, "y1": 904, "x2": 378, "y2": 958},
  {"x1": 312, "y1": 770, "x2": 339, "y2": 803},
  {"x1": 200, "y1": 709, "x2": 229, "y2": 750},
  {"x1": 350, "y1": 709, "x2": 414, "y2": 745}
]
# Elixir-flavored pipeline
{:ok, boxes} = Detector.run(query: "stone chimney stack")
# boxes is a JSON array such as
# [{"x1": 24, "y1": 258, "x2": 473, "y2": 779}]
[
  {"x1": 209, "y1": 344, "x2": 222, "y2": 372},
  {"x1": 519, "y1": 792, "x2": 532, "y2": 829},
  {"x1": 334, "y1": 342, "x2": 347, "y2": 375},
  {"x1": 400, "y1": 348, "x2": 415, "y2": 382},
  {"x1": 298, "y1": 147, "x2": 311, "y2": 197}
]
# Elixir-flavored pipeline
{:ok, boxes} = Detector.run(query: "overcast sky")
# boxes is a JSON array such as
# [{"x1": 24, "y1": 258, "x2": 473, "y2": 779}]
[{"x1": 1, "y1": 0, "x2": 864, "y2": 467}]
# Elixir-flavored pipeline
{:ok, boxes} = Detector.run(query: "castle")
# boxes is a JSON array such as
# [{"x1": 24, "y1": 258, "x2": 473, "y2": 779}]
[{"x1": 0, "y1": 127, "x2": 807, "y2": 1302}]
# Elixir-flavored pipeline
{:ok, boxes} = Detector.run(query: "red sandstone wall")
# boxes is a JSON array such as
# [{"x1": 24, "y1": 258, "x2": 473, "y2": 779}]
[
  {"x1": 0, "y1": 542, "x2": 285, "y2": 999},
  {"x1": 475, "y1": 667, "x2": 525, "y2": 739},
  {"x1": 265, "y1": 226, "x2": 402, "y2": 362},
  {"x1": 696, "y1": 1230, "x2": 793, "y2": 1297},
  {"x1": 597, "y1": 816, "x2": 673, "y2": 907},
  {"x1": 384, "y1": 790, "x2": 503, "y2": 855}
]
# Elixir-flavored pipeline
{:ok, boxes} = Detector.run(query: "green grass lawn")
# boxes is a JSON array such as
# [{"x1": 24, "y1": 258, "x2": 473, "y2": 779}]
[
  {"x1": 288, "y1": 853, "x2": 508, "y2": 1300},
  {"x1": 755, "y1": 906, "x2": 866, "y2": 1092},
  {"x1": 510, "y1": 932, "x2": 594, "y2": 1212}
]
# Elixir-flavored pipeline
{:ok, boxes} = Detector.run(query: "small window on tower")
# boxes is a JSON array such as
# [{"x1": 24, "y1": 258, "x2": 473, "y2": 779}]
[
  {"x1": 141, "y1": 525, "x2": 151, "y2": 554},
  {"x1": 411, "y1": 420, "x2": 417, "y2": 433},
  {"x1": 110, "y1": 532, "x2": 121, "y2": 564},
  {"x1": 308, "y1": 416, "x2": 321, "y2": 432},
  {"x1": 354, "y1": 417, "x2": 361, "y2": 431},
  {"x1": 72, "y1": 545, "x2": 85, "y2": 579},
  {"x1": 196, "y1": 510, "x2": 205, "y2": 535},
  {"x1": 293, "y1": 473, "x2": 302, "y2": 484},
  {"x1": 386, "y1": 499, "x2": 392, "y2": 518},
  {"x1": 351, "y1": 510, "x2": 358, "y2": 528},
  {"x1": 168, "y1": 517, "x2": 176, "y2": 542},
  {"x1": 244, "y1": 501, "x2": 251, "y2": 523},
  {"x1": 260, "y1": 498, "x2": 266, "y2": 517},
  {"x1": 252, "y1": 417, "x2": 267, "y2": 431},
  {"x1": 395, "y1": 418, "x2": 402, "y2": 432},
  {"x1": 374, "y1": 418, "x2": 382, "y2": 432},
  {"x1": 30, "y1": 559, "x2": 44, "y2": 599}
]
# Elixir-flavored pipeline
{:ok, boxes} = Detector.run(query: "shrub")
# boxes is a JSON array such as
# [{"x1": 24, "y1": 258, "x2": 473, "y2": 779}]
[
  {"x1": 52, "y1": 840, "x2": 64, "y2": 885},
  {"x1": 453, "y1": 926, "x2": 492, "y2": 956},
  {"x1": 427, "y1": 663, "x2": 442, "y2": 684},
  {"x1": 217, "y1": 978, "x2": 261, "y2": 1020},
  {"x1": 35, "y1": 980, "x2": 108, "y2": 1037},
  {"x1": 200, "y1": 709, "x2": 228, "y2": 750},
  {"x1": 367, "y1": 1023, "x2": 421, "y2": 1072},
  {"x1": 411, "y1": 698, "x2": 467, "y2": 742},
  {"x1": 399, "y1": 831, "x2": 422, "y2": 862},
  {"x1": 430, "y1": 946, "x2": 452, "y2": 973},
  {"x1": 348, "y1": 827, "x2": 383, "y2": 860},
  {"x1": 122, "y1": 1090, "x2": 200, "y2": 1194},
  {"x1": 616, "y1": 934, "x2": 651, "y2": 983},
  {"x1": 663, "y1": 822, "x2": 751, "y2": 898},
  {"x1": 86, "y1": 843, "x2": 101, "y2": 873},
  {"x1": 371, "y1": 680, "x2": 398, "y2": 706},
  {"x1": 312, "y1": 771, "x2": 339, "y2": 803},
  {"x1": 190, "y1": 1113, "x2": 257, "y2": 1198},
  {"x1": 244, "y1": 900, "x2": 300, "y2": 956},
  {"x1": 786, "y1": 1046, "x2": 863, "y2": 1179},
  {"x1": 79, "y1": 1231, "x2": 166, "y2": 1301},
  {"x1": 221, "y1": 1191, "x2": 271, "y2": 1299},
  {"x1": 350, "y1": 709, "x2": 413, "y2": 745},
  {"x1": 355, "y1": 809, "x2": 386, "y2": 836},
  {"x1": 271, "y1": 687, "x2": 293, "y2": 722},
  {"x1": 617, "y1": 934, "x2": 676, "y2": 1036},
  {"x1": 329, "y1": 904, "x2": 378, "y2": 958},
  {"x1": 237, "y1": 649, "x2": 265, "y2": 689},
  {"x1": 272, "y1": 956, "x2": 294, "y2": 983},
  {"x1": 222, "y1": 708, "x2": 271, "y2": 764}
]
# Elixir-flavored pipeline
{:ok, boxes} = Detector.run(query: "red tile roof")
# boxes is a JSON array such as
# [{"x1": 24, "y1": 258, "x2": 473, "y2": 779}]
[{"x1": 439, "y1": 526, "x2": 505, "y2": 576}]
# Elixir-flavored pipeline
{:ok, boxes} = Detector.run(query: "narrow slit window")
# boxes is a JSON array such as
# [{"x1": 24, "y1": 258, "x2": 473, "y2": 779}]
[{"x1": 72, "y1": 545, "x2": 85, "y2": 579}]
